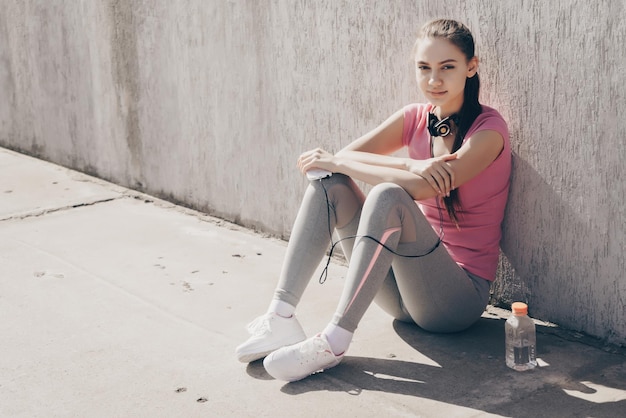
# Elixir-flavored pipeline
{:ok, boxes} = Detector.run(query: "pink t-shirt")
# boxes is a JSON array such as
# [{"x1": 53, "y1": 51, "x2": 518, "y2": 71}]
[{"x1": 402, "y1": 103, "x2": 511, "y2": 281}]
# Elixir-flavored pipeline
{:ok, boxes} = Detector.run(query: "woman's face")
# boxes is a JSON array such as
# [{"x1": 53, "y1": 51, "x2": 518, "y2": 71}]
[{"x1": 414, "y1": 36, "x2": 478, "y2": 116}]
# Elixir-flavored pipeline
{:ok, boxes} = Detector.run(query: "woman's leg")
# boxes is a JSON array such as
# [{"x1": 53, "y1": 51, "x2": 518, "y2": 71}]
[
  {"x1": 262, "y1": 182, "x2": 490, "y2": 380},
  {"x1": 272, "y1": 174, "x2": 365, "y2": 309},
  {"x1": 333, "y1": 183, "x2": 489, "y2": 334},
  {"x1": 236, "y1": 174, "x2": 365, "y2": 363}
]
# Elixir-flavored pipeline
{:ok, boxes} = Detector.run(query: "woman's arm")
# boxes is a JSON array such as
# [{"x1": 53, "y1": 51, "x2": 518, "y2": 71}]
[
  {"x1": 334, "y1": 108, "x2": 414, "y2": 171},
  {"x1": 298, "y1": 109, "x2": 504, "y2": 201},
  {"x1": 309, "y1": 108, "x2": 457, "y2": 196},
  {"x1": 300, "y1": 147, "x2": 447, "y2": 203},
  {"x1": 441, "y1": 129, "x2": 504, "y2": 188},
  {"x1": 299, "y1": 109, "x2": 448, "y2": 199},
  {"x1": 337, "y1": 109, "x2": 406, "y2": 156},
  {"x1": 334, "y1": 108, "x2": 458, "y2": 194},
  {"x1": 332, "y1": 158, "x2": 443, "y2": 201},
  {"x1": 333, "y1": 151, "x2": 409, "y2": 170}
]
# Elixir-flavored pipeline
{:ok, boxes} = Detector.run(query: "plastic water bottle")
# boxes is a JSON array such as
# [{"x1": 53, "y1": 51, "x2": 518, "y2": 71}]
[{"x1": 505, "y1": 302, "x2": 537, "y2": 371}]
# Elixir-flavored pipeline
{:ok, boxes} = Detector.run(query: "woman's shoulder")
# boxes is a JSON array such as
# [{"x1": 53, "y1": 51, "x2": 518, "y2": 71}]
[
  {"x1": 401, "y1": 103, "x2": 433, "y2": 147},
  {"x1": 470, "y1": 105, "x2": 509, "y2": 138},
  {"x1": 477, "y1": 105, "x2": 507, "y2": 126},
  {"x1": 402, "y1": 103, "x2": 434, "y2": 128},
  {"x1": 479, "y1": 105, "x2": 505, "y2": 119}
]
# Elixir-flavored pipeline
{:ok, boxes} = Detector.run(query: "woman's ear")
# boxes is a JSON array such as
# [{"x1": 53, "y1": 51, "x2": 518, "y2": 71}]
[{"x1": 467, "y1": 56, "x2": 479, "y2": 78}]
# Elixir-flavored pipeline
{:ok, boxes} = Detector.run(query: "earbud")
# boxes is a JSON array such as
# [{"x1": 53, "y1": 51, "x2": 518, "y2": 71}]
[{"x1": 428, "y1": 113, "x2": 458, "y2": 137}]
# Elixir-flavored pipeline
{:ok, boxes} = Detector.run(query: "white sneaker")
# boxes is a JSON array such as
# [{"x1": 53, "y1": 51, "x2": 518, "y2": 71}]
[
  {"x1": 263, "y1": 334, "x2": 344, "y2": 382},
  {"x1": 235, "y1": 312, "x2": 306, "y2": 363}
]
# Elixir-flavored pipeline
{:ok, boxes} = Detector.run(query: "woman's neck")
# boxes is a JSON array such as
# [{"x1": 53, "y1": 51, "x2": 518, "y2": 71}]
[{"x1": 434, "y1": 104, "x2": 462, "y2": 119}]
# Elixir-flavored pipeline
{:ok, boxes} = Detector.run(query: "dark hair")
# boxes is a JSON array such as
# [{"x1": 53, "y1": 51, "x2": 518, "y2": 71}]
[{"x1": 416, "y1": 19, "x2": 482, "y2": 225}]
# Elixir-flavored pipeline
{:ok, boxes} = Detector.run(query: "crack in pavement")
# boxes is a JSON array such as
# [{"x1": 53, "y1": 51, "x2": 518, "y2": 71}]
[{"x1": 0, "y1": 196, "x2": 122, "y2": 222}]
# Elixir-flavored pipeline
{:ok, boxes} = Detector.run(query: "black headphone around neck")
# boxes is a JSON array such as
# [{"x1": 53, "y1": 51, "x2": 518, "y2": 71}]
[{"x1": 428, "y1": 112, "x2": 459, "y2": 137}]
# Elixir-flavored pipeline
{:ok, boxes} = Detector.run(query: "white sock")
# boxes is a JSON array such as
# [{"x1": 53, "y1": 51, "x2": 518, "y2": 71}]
[
  {"x1": 268, "y1": 299, "x2": 295, "y2": 318},
  {"x1": 322, "y1": 323, "x2": 353, "y2": 356}
]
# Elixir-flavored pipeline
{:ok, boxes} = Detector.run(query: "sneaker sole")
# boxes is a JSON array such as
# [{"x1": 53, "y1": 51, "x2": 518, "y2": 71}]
[
  {"x1": 236, "y1": 335, "x2": 306, "y2": 363},
  {"x1": 263, "y1": 351, "x2": 342, "y2": 382},
  {"x1": 237, "y1": 349, "x2": 275, "y2": 364}
]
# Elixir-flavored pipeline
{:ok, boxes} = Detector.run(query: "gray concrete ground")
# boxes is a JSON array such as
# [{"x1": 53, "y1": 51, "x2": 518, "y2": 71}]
[{"x1": 1, "y1": 147, "x2": 625, "y2": 418}]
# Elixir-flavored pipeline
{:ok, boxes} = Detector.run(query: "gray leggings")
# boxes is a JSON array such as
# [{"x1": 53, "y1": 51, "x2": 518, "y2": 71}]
[{"x1": 273, "y1": 174, "x2": 490, "y2": 333}]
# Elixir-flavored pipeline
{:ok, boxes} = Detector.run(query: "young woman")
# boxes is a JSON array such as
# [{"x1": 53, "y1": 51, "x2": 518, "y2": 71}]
[{"x1": 236, "y1": 19, "x2": 511, "y2": 382}]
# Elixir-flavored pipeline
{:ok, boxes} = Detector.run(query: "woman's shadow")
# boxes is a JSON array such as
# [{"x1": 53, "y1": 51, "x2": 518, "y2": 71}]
[
  {"x1": 246, "y1": 316, "x2": 623, "y2": 417},
  {"x1": 246, "y1": 317, "x2": 508, "y2": 404}
]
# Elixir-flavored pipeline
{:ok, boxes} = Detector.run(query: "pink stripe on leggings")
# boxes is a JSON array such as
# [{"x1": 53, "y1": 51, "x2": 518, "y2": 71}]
[{"x1": 343, "y1": 226, "x2": 401, "y2": 315}]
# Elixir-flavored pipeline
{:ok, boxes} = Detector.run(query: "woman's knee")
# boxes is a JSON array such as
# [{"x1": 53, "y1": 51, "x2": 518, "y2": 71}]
[
  {"x1": 369, "y1": 182, "x2": 406, "y2": 198},
  {"x1": 319, "y1": 172, "x2": 352, "y2": 187},
  {"x1": 364, "y1": 182, "x2": 409, "y2": 210},
  {"x1": 318, "y1": 174, "x2": 365, "y2": 227}
]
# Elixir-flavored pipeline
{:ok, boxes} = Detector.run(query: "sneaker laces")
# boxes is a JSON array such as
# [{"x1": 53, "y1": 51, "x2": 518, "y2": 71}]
[
  {"x1": 246, "y1": 313, "x2": 273, "y2": 336},
  {"x1": 299, "y1": 334, "x2": 332, "y2": 356}
]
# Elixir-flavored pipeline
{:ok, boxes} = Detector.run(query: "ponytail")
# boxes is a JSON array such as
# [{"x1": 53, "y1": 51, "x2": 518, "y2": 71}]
[{"x1": 444, "y1": 73, "x2": 481, "y2": 225}]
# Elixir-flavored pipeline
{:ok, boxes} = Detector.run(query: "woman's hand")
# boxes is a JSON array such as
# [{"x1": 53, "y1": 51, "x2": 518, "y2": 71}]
[
  {"x1": 406, "y1": 154, "x2": 457, "y2": 196},
  {"x1": 297, "y1": 148, "x2": 337, "y2": 175}
]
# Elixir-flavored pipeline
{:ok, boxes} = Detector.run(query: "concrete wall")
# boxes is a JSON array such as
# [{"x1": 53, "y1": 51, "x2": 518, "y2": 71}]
[{"x1": 1, "y1": 0, "x2": 624, "y2": 345}]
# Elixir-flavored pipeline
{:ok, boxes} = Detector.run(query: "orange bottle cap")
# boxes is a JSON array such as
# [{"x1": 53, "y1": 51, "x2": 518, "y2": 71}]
[{"x1": 512, "y1": 302, "x2": 528, "y2": 315}]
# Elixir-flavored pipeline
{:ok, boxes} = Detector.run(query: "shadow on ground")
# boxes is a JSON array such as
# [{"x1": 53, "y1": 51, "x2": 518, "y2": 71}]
[{"x1": 247, "y1": 317, "x2": 626, "y2": 418}]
